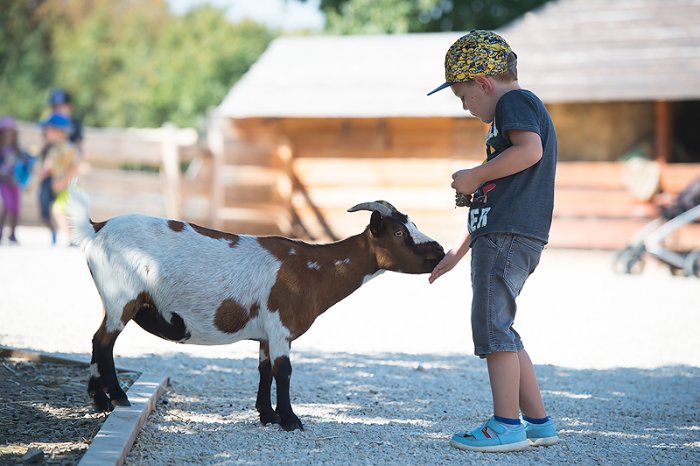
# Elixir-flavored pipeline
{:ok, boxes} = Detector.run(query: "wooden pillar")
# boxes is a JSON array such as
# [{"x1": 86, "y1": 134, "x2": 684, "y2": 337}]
[
  {"x1": 275, "y1": 139, "x2": 293, "y2": 235},
  {"x1": 207, "y1": 110, "x2": 226, "y2": 229},
  {"x1": 161, "y1": 122, "x2": 181, "y2": 219},
  {"x1": 655, "y1": 100, "x2": 672, "y2": 164}
]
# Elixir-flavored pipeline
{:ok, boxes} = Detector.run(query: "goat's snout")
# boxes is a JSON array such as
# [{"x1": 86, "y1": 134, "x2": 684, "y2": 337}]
[{"x1": 423, "y1": 242, "x2": 446, "y2": 267}]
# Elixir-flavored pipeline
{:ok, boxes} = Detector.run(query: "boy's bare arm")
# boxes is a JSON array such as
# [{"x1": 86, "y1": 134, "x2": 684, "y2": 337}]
[
  {"x1": 429, "y1": 225, "x2": 471, "y2": 284},
  {"x1": 452, "y1": 130, "x2": 543, "y2": 195}
]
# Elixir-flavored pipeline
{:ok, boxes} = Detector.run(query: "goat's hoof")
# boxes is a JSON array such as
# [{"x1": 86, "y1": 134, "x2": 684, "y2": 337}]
[
  {"x1": 90, "y1": 391, "x2": 114, "y2": 413},
  {"x1": 259, "y1": 410, "x2": 281, "y2": 426},
  {"x1": 93, "y1": 398, "x2": 114, "y2": 413},
  {"x1": 110, "y1": 397, "x2": 131, "y2": 407},
  {"x1": 280, "y1": 414, "x2": 304, "y2": 431}
]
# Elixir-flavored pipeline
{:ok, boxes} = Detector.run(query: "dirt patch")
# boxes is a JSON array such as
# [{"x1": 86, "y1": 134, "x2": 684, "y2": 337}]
[{"x1": 0, "y1": 357, "x2": 138, "y2": 465}]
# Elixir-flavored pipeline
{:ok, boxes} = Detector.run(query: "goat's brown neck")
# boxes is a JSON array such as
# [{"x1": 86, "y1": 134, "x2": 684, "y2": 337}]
[
  {"x1": 300, "y1": 232, "x2": 379, "y2": 328},
  {"x1": 302, "y1": 231, "x2": 378, "y2": 300},
  {"x1": 260, "y1": 231, "x2": 379, "y2": 339}
]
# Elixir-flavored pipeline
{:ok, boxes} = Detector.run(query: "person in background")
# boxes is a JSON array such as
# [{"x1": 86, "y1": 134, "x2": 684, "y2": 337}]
[
  {"x1": 48, "y1": 88, "x2": 83, "y2": 153},
  {"x1": 39, "y1": 114, "x2": 79, "y2": 245},
  {"x1": 0, "y1": 116, "x2": 35, "y2": 245}
]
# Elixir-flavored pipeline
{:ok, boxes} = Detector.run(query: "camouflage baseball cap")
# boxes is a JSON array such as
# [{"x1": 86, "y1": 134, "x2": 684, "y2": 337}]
[{"x1": 427, "y1": 30, "x2": 513, "y2": 96}]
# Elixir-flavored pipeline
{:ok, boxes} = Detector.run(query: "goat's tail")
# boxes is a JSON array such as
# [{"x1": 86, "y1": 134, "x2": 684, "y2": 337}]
[{"x1": 66, "y1": 181, "x2": 95, "y2": 248}]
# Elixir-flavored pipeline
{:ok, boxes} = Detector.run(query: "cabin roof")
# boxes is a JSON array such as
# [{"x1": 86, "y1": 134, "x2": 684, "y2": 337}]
[{"x1": 219, "y1": 0, "x2": 700, "y2": 118}]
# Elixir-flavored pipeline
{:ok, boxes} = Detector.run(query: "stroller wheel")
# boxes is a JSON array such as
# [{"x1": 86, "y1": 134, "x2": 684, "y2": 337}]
[
  {"x1": 613, "y1": 246, "x2": 645, "y2": 274},
  {"x1": 669, "y1": 264, "x2": 688, "y2": 277},
  {"x1": 683, "y1": 251, "x2": 700, "y2": 278}
]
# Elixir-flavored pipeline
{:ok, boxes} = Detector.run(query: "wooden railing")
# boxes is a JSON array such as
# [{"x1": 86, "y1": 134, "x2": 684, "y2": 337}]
[
  {"x1": 14, "y1": 118, "x2": 700, "y2": 250},
  {"x1": 16, "y1": 121, "x2": 213, "y2": 227}
]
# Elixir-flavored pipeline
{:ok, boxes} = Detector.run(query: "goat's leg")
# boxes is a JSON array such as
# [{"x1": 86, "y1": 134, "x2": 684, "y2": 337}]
[
  {"x1": 272, "y1": 348, "x2": 303, "y2": 431},
  {"x1": 89, "y1": 318, "x2": 129, "y2": 411},
  {"x1": 255, "y1": 341, "x2": 280, "y2": 425}
]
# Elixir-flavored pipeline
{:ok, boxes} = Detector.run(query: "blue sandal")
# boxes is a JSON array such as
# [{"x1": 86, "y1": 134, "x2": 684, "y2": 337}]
[
  {"x1": 524, "y1": 418, "x2": 559, "y2": 446},
  {"x1": 450, "y1": 417, "x2": 530, "y2": 453}
]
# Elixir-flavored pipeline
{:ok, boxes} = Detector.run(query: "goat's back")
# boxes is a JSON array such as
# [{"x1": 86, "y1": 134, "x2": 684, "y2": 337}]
[{"x1": 86, "y1": 214, "x2": 285, "y2": 344}]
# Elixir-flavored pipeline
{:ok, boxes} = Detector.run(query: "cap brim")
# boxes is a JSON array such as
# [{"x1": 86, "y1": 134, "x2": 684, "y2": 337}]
[{"x1": 427, "y1": 82, "x2": 452, "y2": 96}]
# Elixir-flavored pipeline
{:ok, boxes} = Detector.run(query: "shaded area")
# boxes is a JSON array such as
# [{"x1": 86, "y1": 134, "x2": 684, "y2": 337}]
[
  {"x1": 0, "y1": 358, "x2": 138, "y2": 465},
  {"x1": 114, "y1": 351, "x2": 700, "y2": 465}
]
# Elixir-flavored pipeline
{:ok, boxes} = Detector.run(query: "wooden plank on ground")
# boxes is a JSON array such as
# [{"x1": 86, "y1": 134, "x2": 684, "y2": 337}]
[{"x1": 79, "y1": 373, "x2": 169, "y2": 466}]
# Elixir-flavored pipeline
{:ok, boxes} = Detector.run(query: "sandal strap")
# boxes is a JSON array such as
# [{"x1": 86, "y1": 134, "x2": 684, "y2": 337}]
[
  {"x1": 485, "y1": 417, "x2": 508, "y2": 435},
  {"x1": 465, "y1": 418, "x2": 497, "y2": 440},
  {"x1": 462, "y1": 417, "x2": 512, "y2": 441}
]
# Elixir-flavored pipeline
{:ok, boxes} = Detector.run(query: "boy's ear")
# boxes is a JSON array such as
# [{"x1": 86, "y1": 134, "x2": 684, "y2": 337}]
[
  {"x1": 474, "y1": 75, "x2": 494, "y2": 94},
  {"x1": 369, "y1": 210, "x2": 384, "y2": 236}
]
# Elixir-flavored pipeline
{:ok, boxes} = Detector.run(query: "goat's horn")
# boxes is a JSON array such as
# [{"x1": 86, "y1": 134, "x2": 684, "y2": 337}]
[{"x1": 347, "y1": 201, "x2": 395, "y2": 217}]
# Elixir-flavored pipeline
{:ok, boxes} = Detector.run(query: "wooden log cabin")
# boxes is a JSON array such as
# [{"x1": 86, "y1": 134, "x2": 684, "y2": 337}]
[{"x1": 211, "y1": 0, "x2": 700, "y2": 250}]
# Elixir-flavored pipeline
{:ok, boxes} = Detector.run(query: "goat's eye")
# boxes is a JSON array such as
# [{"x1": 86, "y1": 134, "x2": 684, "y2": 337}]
[{"x1": 394, "y1": 230, "x2": 404, "y2": 237}]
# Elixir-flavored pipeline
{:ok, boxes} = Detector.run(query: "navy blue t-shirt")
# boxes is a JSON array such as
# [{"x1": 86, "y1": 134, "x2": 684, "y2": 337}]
[{"x1": 467, "y1": 89, "x2": 557, "y2": 244}]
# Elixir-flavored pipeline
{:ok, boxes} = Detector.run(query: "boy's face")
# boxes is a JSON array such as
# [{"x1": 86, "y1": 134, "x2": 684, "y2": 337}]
[{"x1": 450, "y1": 80, "x2": 496, "y2": 123}]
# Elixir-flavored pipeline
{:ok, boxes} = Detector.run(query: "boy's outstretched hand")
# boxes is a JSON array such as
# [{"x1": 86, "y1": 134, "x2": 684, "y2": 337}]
[{"x1": 429, "y1": 248, "x2": 465, "y2": 284}]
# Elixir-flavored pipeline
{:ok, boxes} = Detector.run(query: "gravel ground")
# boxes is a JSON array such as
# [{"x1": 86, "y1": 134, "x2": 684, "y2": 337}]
[
  {"x1": 1, "y1": 226, "x2": 699, "y2": 465},
  {"x1": 0, "y1": 358, "x2": 138, "y2": 465}
]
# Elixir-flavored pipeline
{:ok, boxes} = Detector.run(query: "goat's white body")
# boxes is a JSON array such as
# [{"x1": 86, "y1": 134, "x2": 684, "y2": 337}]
[{"x1": 76, "y1": 211, "x2": 289, "y2": 347}]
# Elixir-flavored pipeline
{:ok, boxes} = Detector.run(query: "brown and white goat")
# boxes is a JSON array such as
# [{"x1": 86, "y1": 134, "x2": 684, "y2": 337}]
[{"x1": 67, "y1": 187, "x2": 444, "y2": 431}]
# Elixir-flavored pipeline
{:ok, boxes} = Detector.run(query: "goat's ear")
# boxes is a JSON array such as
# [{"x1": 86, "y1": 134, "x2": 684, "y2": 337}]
[{"x1": 369, "y1": 210, "x2": 384, "y2": 236}]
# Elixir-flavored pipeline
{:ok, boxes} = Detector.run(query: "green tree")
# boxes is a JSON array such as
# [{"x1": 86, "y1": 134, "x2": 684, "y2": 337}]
[
  {"x1": 52, "y1": 1, "x2": 273, "y2": 127},
  {"x1": 0, "y1": 1, "x2": 56, "y2": 120},
  {"x1": 315, "y1": 0, "x2": 551, "y2": 34},
  {"x1": 149, "y1": 9, "x2": 273, "y2": 128},
  {"x1": 1, "y1": 0, "x2": 273, "y2": 128}
]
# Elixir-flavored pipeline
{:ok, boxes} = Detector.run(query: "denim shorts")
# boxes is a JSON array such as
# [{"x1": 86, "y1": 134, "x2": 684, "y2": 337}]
[{"x1": 470, "y1": 233, "x2": 544, "y2": 358}]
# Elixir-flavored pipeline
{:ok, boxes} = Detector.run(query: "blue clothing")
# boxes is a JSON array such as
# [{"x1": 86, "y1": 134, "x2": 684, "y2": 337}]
[{"x1": 467, "y1": 89, "x2": 557, "y2": 244}]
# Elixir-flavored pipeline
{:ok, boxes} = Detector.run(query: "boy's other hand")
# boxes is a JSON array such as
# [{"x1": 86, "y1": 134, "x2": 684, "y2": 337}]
[
  {"x1": 451, "y1": 168, "x2": 482, "y2": 196},
  {"x1": 429, "y1": 248, "x2": 463, "y2": 284}
]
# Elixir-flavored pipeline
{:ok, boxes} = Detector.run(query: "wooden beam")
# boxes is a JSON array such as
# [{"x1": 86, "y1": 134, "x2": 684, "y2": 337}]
[
  {"x1": 654, "y1": 100, "x2": 672, "y2": 164},
  {"x1": 161, "y1": 123, "x2": 181, "y2": 219}
]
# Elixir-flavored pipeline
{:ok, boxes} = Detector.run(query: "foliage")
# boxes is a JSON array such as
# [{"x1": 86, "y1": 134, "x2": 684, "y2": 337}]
[
  {"x1": 0, "y1": 1, "x2": 56, "y2": 119},
  {"x1": 0, "y1": 0, "x2": 273, "y2": 128},
  {"x1": 315, "y1": 0, "x2": 551, "y2": 34}
]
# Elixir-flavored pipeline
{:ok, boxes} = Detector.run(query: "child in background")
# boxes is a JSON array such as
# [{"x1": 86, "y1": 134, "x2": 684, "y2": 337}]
[
  {"x1": 48, "y1": 88, "x2": 84, "y2": 154},
  {"x1": 0, "y1": 116, "x2": 35, "y2": 244},
  {"x1": 427, "y1": 31, "x2": 558, "y2": 452},
  {"x1": 40, "y1": 114, "x2": 79, "y2": 245}
]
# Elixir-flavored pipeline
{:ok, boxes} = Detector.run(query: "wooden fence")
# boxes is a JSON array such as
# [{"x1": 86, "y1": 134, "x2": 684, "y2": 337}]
[
  {"x1": 14, "y1": 118, "x2": 700, "y2": 250},
  {"x1": 16, "y1": 120, "x2": 213, "y2": 228}
]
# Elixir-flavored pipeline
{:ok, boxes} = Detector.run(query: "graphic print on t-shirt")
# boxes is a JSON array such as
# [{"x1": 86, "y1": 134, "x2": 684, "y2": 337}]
[{"x1": 468, "y1": 124, "x2": 500, "y2": 235}]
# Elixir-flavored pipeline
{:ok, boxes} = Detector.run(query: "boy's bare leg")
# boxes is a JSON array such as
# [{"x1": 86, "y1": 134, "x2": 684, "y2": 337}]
[
  {"x1": 518, "y1": 349, "x2": 547, "y2": 419},
  {"x1": 486, "y1": 351, "x2": 520, "y2": 419}
]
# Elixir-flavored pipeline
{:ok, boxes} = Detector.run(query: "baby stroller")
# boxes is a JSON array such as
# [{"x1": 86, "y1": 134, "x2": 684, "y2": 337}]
[{"x1": 614, "y1": 175, "x2": 700, "y2": 277}]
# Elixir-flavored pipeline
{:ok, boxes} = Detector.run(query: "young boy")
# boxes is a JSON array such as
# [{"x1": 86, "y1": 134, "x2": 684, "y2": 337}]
[
  {"x1": 40, "y1": 113, "x2": 79, "y2": 245},
  {"x1": 427, "y1": 30, "x2": 558, "y2": 452}
]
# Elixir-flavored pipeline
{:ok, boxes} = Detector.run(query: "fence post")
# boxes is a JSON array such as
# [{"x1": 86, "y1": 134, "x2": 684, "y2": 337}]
[
  {"x1": 207, "y1": 110, "x2": 225, "y2": 229},
  {"x1": 276, "y1": 139, "x2": 294, "y2": 235},
  {"x1": 161, "y1": 122, "x2": 181, "y2": 219}
]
